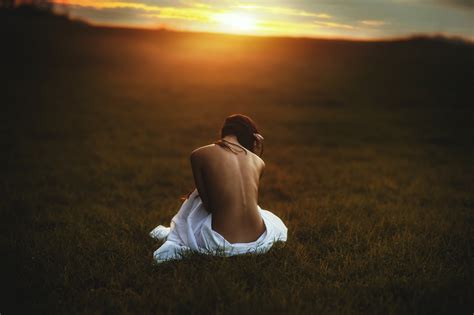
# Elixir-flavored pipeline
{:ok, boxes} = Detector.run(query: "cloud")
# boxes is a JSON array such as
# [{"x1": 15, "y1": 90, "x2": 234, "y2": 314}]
[
  {"x1": 139, "y1": 6, "x2": 212, "y2": 21},
  {"x1": 360, "y1": 20, "x2": 386, "y2": 27},
  {"x1": 53, "y1": 0, "x2": 213, "y2": 11},
  {"x1": 438, "y1": 0, "x2": 474, "y2": 10},
  {"x1": 53, "y1": 0, "x2": 217, "y2": 22},
  {"x1": 141, "y1": 10, "x2": 210, "y2": 22},
  {"x1": 315, "y1": 21, "x2": 354, "y2": 30},
  {"x1": 235, "y1": 4, "x2": 332, "y2": 19},
  {"x1": 53, "y1": 0, "x2": 160, "y2": 11},
  {"x1": 64, "y1": 5, "x2": 153, "y2": 25},
  {"x1": 52, "y1": 0, "x2": 474, "y2": 39}
]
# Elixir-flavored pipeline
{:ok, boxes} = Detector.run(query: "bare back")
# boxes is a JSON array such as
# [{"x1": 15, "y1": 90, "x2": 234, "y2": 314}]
[{"x1": 190, "y1": 143, "x2": 266, "y2": 243}]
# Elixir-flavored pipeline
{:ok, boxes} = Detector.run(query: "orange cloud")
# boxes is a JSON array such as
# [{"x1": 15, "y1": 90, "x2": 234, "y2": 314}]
[
  {"x1": 53, "y1": 0, "x2": 219, "y2": 21},
  {"x1": 54, "y1": 0, "x2": 337, "y2": 35},
  {"x1": 53, "y1": 0, "x2": 159, "y2": 10}
]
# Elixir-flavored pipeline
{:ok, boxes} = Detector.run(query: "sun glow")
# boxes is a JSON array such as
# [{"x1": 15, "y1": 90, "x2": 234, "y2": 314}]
[{"x1": 213, "y1": 12, "x2": 257, "y2": 33}]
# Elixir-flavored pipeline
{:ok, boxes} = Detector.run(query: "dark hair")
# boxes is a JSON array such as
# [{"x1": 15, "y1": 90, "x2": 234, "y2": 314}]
[
  {"x1": 217, "y1": 114, "x2": 263, "y2": 156},
  {"x1": 183, "y1": 114, "x2": 263, "y2": 200}
]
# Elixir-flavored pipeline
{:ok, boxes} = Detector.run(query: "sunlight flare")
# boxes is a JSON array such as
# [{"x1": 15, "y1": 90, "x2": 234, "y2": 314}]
[{"x1": 212, "y1": 12, "x2": 257, "y2": 32}]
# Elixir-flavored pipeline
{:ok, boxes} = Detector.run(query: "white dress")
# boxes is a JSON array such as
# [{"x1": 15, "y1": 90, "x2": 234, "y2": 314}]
[{"x1": 150, "y1": 189, "x2": 288, "y2": 263}]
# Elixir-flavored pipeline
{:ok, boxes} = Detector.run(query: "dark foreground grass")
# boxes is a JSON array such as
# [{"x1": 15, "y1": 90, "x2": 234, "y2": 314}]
[{"x1": 1, "y1": 16, "x2": 473, "y2": 314}]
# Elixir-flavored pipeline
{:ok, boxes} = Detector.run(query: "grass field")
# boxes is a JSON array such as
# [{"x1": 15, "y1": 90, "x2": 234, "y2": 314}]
[{"x1": 1, "y1": 13, "x2": 473, "y2": 314}]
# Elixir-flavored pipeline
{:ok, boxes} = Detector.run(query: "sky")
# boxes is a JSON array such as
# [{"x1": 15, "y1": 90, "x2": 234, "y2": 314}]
[{"x1": 53, "y1": 0, "x2": 474, "y2": 39}]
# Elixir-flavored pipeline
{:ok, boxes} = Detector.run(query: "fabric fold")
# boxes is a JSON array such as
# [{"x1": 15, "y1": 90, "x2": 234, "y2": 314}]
[{"x1": 151, "y1": 189, "x2": 288, "y2": 263}]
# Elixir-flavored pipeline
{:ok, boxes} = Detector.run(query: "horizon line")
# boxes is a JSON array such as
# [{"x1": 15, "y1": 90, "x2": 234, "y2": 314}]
[
  {"x1": 78, "y1": 17, "x2": 474, "y2": 44},
  {"x1": 3, "y1": 5, "x2": 473, "y2": 44}
]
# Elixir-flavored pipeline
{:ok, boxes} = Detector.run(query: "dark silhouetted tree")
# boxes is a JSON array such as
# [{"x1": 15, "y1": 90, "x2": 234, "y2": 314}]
[{"x1": 0, "y1": 0, "x2": 54, "y2": 11}]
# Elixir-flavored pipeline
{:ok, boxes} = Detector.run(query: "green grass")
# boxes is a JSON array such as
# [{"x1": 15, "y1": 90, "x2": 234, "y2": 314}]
[{"x1": 1, "y1": 17, "x2": 473, "y2": 314}]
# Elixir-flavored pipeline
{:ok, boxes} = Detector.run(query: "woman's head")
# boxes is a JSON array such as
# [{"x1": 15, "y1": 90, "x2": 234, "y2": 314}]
[{"x1": 220, "y1": 114, "x2": 264, "y2": 156}]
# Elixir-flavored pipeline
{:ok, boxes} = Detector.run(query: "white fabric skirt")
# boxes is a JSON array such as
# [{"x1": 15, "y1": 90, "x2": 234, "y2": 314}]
[{"x1": 150, "y1": 189, "x2": 288, "y2": 263}]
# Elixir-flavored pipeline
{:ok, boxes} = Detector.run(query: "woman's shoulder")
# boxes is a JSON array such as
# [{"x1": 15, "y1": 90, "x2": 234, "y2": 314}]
[
  {"x1": 190, "y1": 144, "x2": 218, "y2": 159},
  {"x1": 253, "y1": 154, "x2": 265, "y2": 169},
  {"x1": 191, "y1": 144, "x2": 265, "y2": 167},
  {"x1": 246, "y1": 148, "x2": 265, "y2": 168}
]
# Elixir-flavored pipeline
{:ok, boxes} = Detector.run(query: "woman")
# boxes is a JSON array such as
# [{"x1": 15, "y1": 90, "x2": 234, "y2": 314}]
[{"x1": 150, "y1": 114, "x2": 287, "y2": 263}]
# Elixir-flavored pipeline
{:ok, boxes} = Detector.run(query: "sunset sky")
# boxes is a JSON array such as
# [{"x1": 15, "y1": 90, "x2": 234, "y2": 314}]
[{"x1": 53, "y1": 0, "x2": 474, "y2": 39}]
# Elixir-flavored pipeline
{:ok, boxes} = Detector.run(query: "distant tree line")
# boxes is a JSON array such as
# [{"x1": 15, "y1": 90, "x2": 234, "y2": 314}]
[{"x1": 0, "y1": 0, "x2": 53, "y2": 11}]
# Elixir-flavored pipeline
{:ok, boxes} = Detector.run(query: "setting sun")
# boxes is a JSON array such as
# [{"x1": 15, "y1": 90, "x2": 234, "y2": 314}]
[{"x1": 213, "y1": 12, "x2": 257, "y2": 33}]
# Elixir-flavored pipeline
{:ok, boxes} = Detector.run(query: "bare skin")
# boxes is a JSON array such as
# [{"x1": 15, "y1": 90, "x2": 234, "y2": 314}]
[{"x1": 190, "y1": 134, "x2": 266, "y2": 244}]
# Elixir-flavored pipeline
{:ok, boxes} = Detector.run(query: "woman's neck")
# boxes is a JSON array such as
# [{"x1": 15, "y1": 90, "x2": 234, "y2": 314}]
[{"x1": 222, "y1": 135, "x2": 240, "y2": 144}]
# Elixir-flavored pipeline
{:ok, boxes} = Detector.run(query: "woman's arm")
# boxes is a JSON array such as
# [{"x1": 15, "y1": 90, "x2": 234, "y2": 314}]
[{"x1": 190, "y1": 150, "x2": 212, "y2": 213}]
